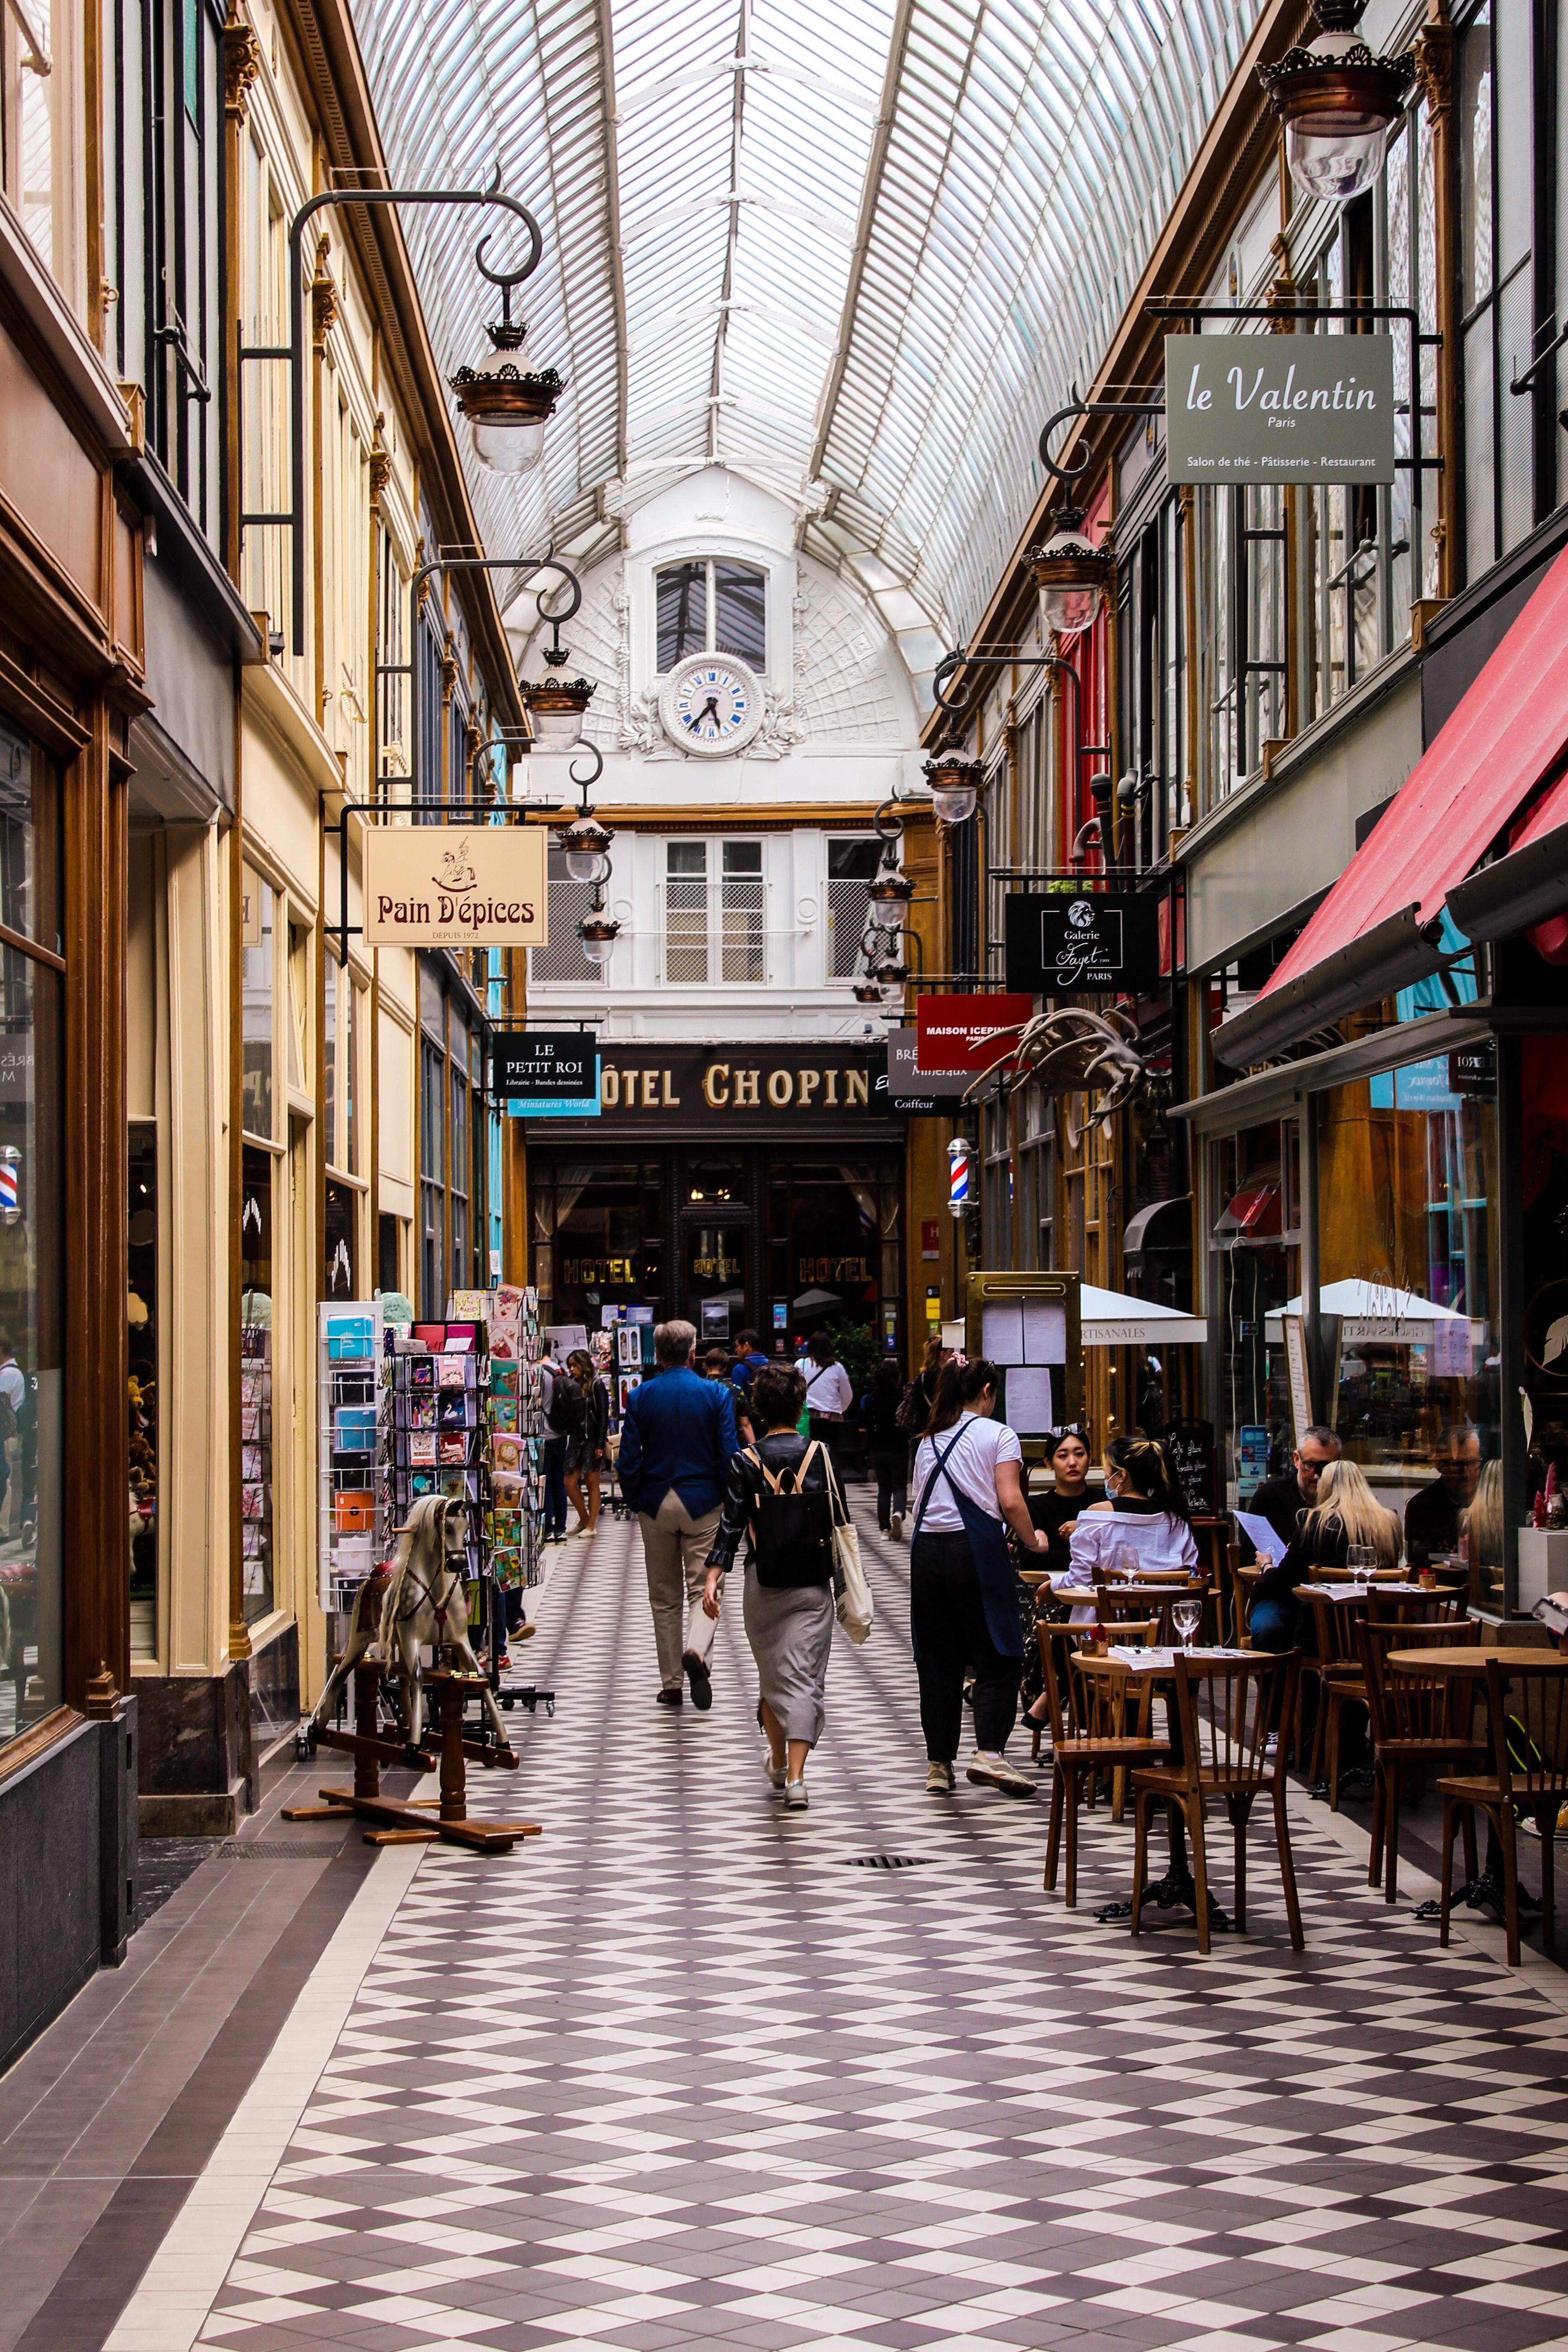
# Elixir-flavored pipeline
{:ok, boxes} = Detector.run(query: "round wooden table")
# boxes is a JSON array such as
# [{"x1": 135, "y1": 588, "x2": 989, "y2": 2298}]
[{"x1": 1387, "y1": 1646, "x2": 1566, "y2": 1674}]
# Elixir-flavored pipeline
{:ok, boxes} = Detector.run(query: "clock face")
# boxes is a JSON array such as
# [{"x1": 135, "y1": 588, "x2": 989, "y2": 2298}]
[{"x1": 659, "y1": 654, "x2": 764, "y2": 757}]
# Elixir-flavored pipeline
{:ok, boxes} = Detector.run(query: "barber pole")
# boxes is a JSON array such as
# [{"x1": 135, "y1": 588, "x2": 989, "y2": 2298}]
[
  {"x1": 947, "y1": 1135, "x2": 971, "y2": 1220},
  {"x1": 0, "y1": 1151, "x2": 19, "y2": 1224}
]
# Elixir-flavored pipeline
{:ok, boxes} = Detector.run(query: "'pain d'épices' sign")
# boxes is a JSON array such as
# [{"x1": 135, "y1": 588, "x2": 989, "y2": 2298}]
[{"x1": 363, "y1": 827, "x2": 547, "y2": 948}]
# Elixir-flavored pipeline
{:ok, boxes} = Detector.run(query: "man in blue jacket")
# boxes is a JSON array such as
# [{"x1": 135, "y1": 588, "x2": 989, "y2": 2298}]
[{"x1": 618, "y1": 1319, "x2": 739, "y2": 1710}]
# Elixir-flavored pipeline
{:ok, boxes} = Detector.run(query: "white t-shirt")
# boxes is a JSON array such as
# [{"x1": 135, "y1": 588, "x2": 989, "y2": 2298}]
[
  {"x1": 911, "y1": 1411, "x2": 1022, "y2": 1532},
  {"x1": 798, "y1": 1360, "x2": 853, "y2": 1416}
]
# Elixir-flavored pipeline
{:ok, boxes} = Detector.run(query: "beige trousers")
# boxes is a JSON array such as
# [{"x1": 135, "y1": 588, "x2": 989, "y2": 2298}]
[{"x1": 637, "y1": 1491, "x2": 722, "y2": 1689}]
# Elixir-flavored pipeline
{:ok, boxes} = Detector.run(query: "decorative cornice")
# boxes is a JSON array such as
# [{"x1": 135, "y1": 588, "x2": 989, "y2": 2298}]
[{"x1": 1413, "y1": 5, "x2": 1453, "y2": 121}]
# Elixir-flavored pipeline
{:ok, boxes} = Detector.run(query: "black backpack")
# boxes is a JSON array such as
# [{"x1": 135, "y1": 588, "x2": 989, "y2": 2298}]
[{"x1": 748, "y1": 1442, "x2": 834, "y2": 1588}]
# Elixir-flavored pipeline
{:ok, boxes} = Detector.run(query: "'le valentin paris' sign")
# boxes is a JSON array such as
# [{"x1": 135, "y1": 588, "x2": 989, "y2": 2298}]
[
  {"x1": 1164, "y1": 333, "x2": 1396, "y2": 485},
  {"x1": 364, "y1": 827, "x2": 547, "y2": 950}
]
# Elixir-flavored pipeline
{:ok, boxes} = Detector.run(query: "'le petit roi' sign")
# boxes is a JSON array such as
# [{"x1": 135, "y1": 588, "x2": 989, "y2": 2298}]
[{"x1": 1164, "y1": 333, "x2": 1396, "y2": 485}]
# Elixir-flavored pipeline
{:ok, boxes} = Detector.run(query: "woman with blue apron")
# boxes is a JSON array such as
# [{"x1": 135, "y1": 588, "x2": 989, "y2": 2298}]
[{"x1": 909, "y1": 1357, "x2": 1050, "y2": 1796}]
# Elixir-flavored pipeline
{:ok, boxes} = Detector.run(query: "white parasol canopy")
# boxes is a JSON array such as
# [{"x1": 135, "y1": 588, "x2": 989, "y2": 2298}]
[
  {"x1": 1264, "y1": 1279, "x2": 1471, "y2": 1343},
  {"x1": 1080, "y1": 1283, "x2": 1209, "y2": 1348}
]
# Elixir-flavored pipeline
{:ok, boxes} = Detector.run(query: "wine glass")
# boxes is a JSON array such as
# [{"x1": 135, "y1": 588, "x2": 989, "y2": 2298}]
[
  {"x1": 1171, "y1": 1597, "x2": 1202, "y2": 1652},
  {"x1": 1114, "y1": 1544, "x2": 1139, "y2": 1581},
  {"x1": 1346, "y1": 1544, "x2": 1376, "y2": 1583}
]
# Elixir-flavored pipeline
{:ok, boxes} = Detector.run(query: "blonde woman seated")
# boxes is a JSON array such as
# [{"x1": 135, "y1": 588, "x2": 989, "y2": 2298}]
[
  {"x1": 1249, "y1": 1458, "x2": 1401, "y2": 1656},
  {"x1": 1043, "y1": 1434, "x2": 1200, "y2": 1627}
]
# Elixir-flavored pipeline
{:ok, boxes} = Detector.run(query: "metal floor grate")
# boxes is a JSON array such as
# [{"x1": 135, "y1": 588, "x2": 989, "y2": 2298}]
[
  {"x1": 835, "y1": 1855, "x2": 933, "y2": 1870},
  {"x1": 212, "y1": 1840, "x2": 343, "y2": 1861}
]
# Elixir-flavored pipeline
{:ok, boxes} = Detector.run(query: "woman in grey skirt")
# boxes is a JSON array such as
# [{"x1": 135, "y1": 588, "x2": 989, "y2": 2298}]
[{"x1": 703, "y1": 1363, "x2": 837, "y2": 1810}]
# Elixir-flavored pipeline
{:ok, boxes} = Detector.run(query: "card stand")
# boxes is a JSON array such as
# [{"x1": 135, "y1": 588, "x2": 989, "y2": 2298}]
[{"x1": 318, "y1": 1301, "x2": 384, "y2": 1616}]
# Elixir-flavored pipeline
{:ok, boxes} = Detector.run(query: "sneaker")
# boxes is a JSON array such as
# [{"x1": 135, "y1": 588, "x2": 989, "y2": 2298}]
[
  {"x1": 965, "y1": 1750, "x2": 1036, "y2": 1798},
  {"x1": 890, "y1": 1510, "x2": 905, "y2": 1541},
  {"x1": 763, "y1": 1756, "x2": 787, "y2": 1789},
  {"x1": 683, "y1": 1651, "x2": 713, "y2": 1711},
  {"x1": 784, "y1": 1778, "x2": 809, "y2": 1810},
  {"x1": 1264, "y1": 1734, "x2": 1279, "y2": 1759},
  {"x1": 926, "y1": 1759, "x2": 956, "y2": 1794},
  {"x1": 656, "y1": 1686, "x2": 683, "y2": 1708}
]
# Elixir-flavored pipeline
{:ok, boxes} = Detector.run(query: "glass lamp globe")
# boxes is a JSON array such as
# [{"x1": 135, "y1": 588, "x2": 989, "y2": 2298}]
[
  {"x1": 450, "y1": 327, "x2": 564, "y2": 479},
  {"x1": 931, "y1": 779, "x2": 977, "y2": 824},
  {"x1": 1029, "y1": 512, "x2": 1109, "y2": 638},
  {"x1": 1259, "y1": 0, "x2": 1415, "y2": 205},
  {"x1": 565, "y1": 848, "x2": 610, "y2": 886},
  {"x1": 923, "y1": 754, "x2": 985, "y2": 827},
  {"x1": 557, "y1": 816, "x2": 614, "y2": 884},
  {"x1": 529, "y1": 702, "x2": 583, "y2": 749},
  {"x1": 577, "y1": 916, "x2": 619, "y2": 966}
]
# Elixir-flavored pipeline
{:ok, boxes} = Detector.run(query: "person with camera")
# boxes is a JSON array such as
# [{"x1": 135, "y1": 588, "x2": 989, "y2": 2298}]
[{"x1": 703, "y1": 1363, "x2": 839, "y2": 1811}]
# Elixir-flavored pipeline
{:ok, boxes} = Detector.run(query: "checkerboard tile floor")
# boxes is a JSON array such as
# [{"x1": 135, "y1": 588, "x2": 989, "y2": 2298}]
[{"x1": 182, "y1": 1506, "x2": 1568, "y2": 2352}]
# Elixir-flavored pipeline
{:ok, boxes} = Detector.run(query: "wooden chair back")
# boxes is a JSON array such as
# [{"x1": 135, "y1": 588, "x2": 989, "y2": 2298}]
[
  {"x1": 1366, "y1": 1589, "x2": 1462, "y2": 1625},
  {"x1": 1301, "y1": 1587, "x2": 1372, "y2": 1673},
  {"x1": 1226, "y1": 1541, "x2": 1259, "y2": 1648},
  {"x1": 1168, "y1": 1652, "x2": 1297, "y2": 1789},
  {"x1": 1485, "y1": 1657, "x2": 1568, "y2": 1801},
  {"x1": 1358, "y1": 1617, "x2": 1480, "y2": 1746},
  {"x1": 1038, "y1": 1623, "x2": 1086, "y2": 1743},
  {"x1": 1310, "y1": 1561, "x2": 1405, "y2": 1582},
  {"x1": 1094, "y1": 1583, "x2": 1188, "y2": 1640}
]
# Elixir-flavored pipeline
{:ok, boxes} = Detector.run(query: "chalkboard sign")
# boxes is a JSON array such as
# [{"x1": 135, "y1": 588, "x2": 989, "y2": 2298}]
[{"x1": 1164, "y1": 1418, "x2": 1217, "y2": 1517}]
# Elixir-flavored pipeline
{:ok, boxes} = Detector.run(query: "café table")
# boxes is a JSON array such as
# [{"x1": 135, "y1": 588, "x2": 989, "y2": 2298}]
[
  {"x1": 1387, "y1": 1647, "x2": 1566, "y2": 1920},
  {"x1": 1088, "y1": 1643, "x2": 1254, "y2": 1930}
]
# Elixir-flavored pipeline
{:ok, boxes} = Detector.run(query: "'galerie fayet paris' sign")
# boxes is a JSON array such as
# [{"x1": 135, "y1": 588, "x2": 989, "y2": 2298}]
[
  {"x1": 1164, "y1": 333, "x2": 1396, "y2": 485},
  {"x1": 363, "y1": 827, "x2": 547, "y2": 949},
  {"x1": 1004, "y1": 891, "x2": 1161, "y2": 995}
]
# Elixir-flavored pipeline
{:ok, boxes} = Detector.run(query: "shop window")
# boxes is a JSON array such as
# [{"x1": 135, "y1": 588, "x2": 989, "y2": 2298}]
[
  {"x1": 827, "y1": 838, "x2": 880, "y2": 978},
  {"x1": 542, "y1": 1162, "x2": 665, "y2": 1321},
  {"x1": 983, "y1": 1098, "x2": 1012, "y2": 1267},
  {"x1": 419, "y1": 1040, "x2": 443, "y2": 1318},
  {"x1": 0, "y1": 728, "x2": 62, "y2": 1752},
  {"x1": 377, "y1": 1211, "x2": 401, "y2": 1297},
  {"x1": 239, "y1": 1143, "x2": 274, "y2": 1623},
  {"x1": 324, "y1": 1180, "x2": 356, "y2": 1298},
  {"x1": 1, "y1": 0, "x2": 65, "y2": 287},
  {"x1": 1197, "y1": 479, "x2": 1285, "y2": 801},
  {"x1": 285, "y1": 921, "x2": 309, "y2": 1093},
  {"x1": 1317, "y1": 1058, "x2": 1499, "y2": 1592},
  {"x1": 1116, "y1": 493, "x2": 1188, "y2": 867},
  {"x1": 128, "y1": 1123, "x2": 157, "y2": 1661},
  {"x1": 450, "y1": 1059, "x2": 469, "y2": 1294},
  {"x1": 662, "y1": 839, "x2": 765, "y2": 984},
  {"x1": 655, "y1": 559, "x2": 767, "y2": 671}
]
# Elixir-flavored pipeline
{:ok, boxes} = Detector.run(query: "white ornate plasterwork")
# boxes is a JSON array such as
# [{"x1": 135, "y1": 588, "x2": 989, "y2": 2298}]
[
  {"x1": 793, "y1": 571, "x2": 905, "y2": 744},
  {"x1": 747, "y1": 689, "x2": 808, "y2": 761}
]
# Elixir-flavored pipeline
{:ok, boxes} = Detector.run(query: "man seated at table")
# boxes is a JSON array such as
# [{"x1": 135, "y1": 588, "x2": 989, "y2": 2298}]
[
  {"x1": 1404, "y1": 1425, "x2": 1482, "y2": 1568},
  {"x1": 1247, "y1": 1426, "x2": 1341, "y2": 1556}
]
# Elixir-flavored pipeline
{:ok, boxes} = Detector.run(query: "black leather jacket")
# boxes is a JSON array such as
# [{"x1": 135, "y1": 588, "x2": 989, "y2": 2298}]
[{"x1": 706, "y1": 1431, "x2": 836, "y2": 1575}]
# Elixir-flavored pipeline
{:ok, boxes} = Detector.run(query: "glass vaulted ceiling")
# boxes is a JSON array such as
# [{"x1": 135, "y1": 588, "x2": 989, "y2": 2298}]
[{"x1": 351, "y1": 0, "x2": 1265, "y2": 647}]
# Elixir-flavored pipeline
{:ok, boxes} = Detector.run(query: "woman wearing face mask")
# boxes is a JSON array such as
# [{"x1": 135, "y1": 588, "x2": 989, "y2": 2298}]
[{"x1": 1048, "y1": 1433, "x2": 1199, "y2": 1624}]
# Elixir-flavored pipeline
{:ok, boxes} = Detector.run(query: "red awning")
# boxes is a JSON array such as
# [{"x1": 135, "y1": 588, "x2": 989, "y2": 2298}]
[{"x1": 1215, "y1": 541, "x2": 1568, "y2": 1067}]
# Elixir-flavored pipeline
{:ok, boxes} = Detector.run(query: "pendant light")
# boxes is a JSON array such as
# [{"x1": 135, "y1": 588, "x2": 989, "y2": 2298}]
[
  {"x1": 449, "y1": 238, "x2": 563, "y2": 475},
  {"x1": 1259, "y1": 0, "x2": 1415, "y2": 204},
  {"x1": 555, "y1": 814, "x2": 615, "y2": 887},
  {"x1": 922, "y1": 754, "x2": 986, "y2": 827},
  {"x1": 1028, "y1": 507, "x2": 1111, "y2": 639}
]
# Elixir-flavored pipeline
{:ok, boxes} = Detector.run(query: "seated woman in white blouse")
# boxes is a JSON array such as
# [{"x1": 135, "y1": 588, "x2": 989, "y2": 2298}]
[{"x1": 1048, "y1": 1433, "x2": 1200, "y2": 1624}]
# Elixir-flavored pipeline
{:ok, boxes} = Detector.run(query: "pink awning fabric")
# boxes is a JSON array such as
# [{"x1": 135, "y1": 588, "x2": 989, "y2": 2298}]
[{"x1": 1215, "y1": 542, "x2": 1568, "y2": 1067}]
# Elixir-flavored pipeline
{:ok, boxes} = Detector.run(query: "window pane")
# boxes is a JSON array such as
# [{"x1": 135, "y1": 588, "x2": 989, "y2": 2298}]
[
  {"x1": 656, "y1": 562, "x2": 707, "y2": 670},
  {"x1": 1498, "y1": 263, "x2": 1534, "y2": 553},
  {"x1": 346, "y1": 980, "x2": 360, "y2": 1176},
  {"x1": 720, "y1": 849, "x2": 764, "y2": 985},
  {"x1": 713, "y1": 562, "x2": 766, "y2": 667},
  {"x1": 325, "y1": 1178, "x2": 356, "y2": 1298},
  {"x1": 0, "y1": 721, "x2": 60, "y2": 951},
  {"x1": 1493, "y1": 0, "x2": 1530, "y2": 279},
  {"x1": 323, "y1": 949, "x2": 338, "y2": 1170},
  {"x1": 828, "y1": 838, "x2": 879, "y2": 980},
  {"x1": 721, "y1": 840, "x2": 761, "y2": 873},
  {"x1": 128, "y1": 1122, "x2": 157, "y2": 1661},
  {"x1": 240, "y1": 1143, "x2": 274, "y2": 1626},
  {"x1": 1464, "y1": 318, "x2": 1495, "y2": 578},
  {"x1": 1460, "y1": 13, "x2": 1493, "y2": 313},
  {"x1": 241, "y1": 867, "x2": 274, "y2": 1140},
  {"x1": 666, "y1": 840, "x2": 708, "y2": 982}
]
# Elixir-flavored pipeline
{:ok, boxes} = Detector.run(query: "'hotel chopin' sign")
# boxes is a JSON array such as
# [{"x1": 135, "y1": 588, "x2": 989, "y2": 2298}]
[
  {"x1": 532, "y1": 1046, "x2": 885, "y2": 1128},
  {"x1": 1165, "y1": 333, "x2": 1396, "y2": 485},
  {"x1": 363, "y1": 827, "x2": 547, "y2": 948}
]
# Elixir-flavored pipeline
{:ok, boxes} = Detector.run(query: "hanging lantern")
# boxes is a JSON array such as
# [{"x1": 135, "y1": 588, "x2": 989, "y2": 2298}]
[
  {"x1": 1259, "y1": 0, "x2": 1414, "y2": 204},
  {"x1": 450, "y1": 318, "x2": 563, "y2": 475},
  {"x1": 922, "y1": 754, "x2": 985, "y2": 827},
  {"x1": 555, "y1": 813, "x2": 615, "y2": 886},
  {"x1": 522, "y1": 674, "x2": 596, "y2": 748},
  {"x1": 867, "y1": 868, "x2": 916, "y2": 911},
  {"x1": 1028, "y1": 506, "x2": 1111, "y2": 638},
  {"x1": 577, "y1": 913, "x2": 620, "y2": 967},
  {"x1": 868, "y1": 952, "x2": 910, "y2": 985},
  {"x1": 853, "y1": 980, "x2": 887, "y2": 1006}
]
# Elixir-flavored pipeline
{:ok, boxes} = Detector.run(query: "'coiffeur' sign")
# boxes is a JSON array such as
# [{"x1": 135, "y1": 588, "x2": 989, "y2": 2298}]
[
  {"x1": 363, "y1": 827, "x2": 547, "y2": 949},
  {"x1": 1165, "y1": 332, "x2": 1396, "y2": 485}
]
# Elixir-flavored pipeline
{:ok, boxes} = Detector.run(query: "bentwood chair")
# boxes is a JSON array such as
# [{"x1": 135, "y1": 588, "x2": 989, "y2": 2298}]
[
  {"x1": 1300, "y1": 1588, "x2": 1374, "y2": 1808},
  {"x1": 1093, "y1": 1582, "x2": 1193, "y2": 1644},
  {"x1": 1439, "y1": 1656, "x2": 1568, "y2": 1966},
  {"x1": 1227, "y1": 1543, "x2": 1260, "y2": 1650},
  {"x1": 1130, "y1": 1652, "x2": 1304, "y2": 1955},
  {"x1": 1358, "y1": 1618, "x2": 1483, "y2": 1902},
  {"x1": 1044, "y1": 1647, "x2": 1169, "y2": 1908}
]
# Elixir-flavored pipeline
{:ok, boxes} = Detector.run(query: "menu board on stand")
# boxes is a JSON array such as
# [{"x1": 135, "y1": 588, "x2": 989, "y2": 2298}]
[{"x1": 963, "y1": 1271, "x2": 1083, "y2": 1458}]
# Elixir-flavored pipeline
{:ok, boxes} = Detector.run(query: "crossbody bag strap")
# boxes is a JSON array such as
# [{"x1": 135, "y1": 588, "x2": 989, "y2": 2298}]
[{"x1": 911, "y1": 1423, "x2": 970, "y2": 1540}]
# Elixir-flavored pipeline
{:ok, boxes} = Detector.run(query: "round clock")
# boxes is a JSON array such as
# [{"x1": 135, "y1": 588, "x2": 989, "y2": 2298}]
[{"x1": 658, "y1": 653, "x2": 764, "y2": 757}]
